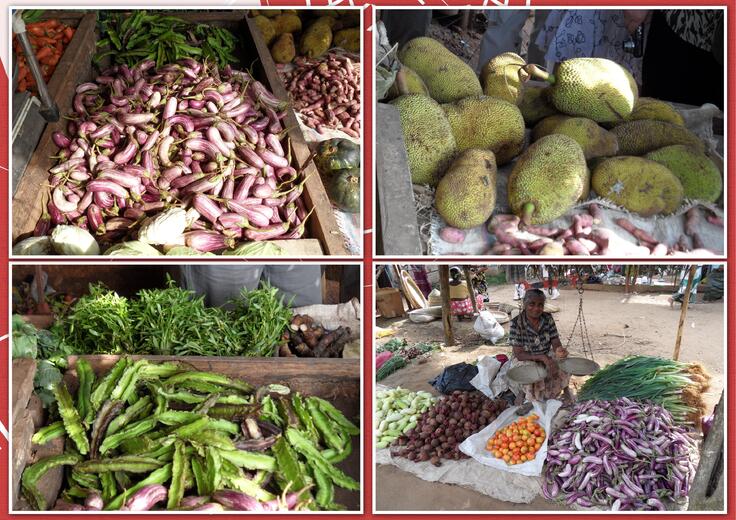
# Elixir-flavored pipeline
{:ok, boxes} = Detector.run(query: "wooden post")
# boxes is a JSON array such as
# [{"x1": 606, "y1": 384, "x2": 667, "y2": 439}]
[
  {"x1": 391, "y1": 265, "x2": 411, "y2": 311},
  {"x1": 439, "y1": 266, "x2": 455, "y2": 347},
  {"x1": 460, "y1": 10, "x2": 471, "y2": 30},
  {"x1": 625, "y1": 266, "x2": 631, "y2": 294},
  {"x1": 463, "y1": 266, "x2": 478, "y2": 314},
  {"x1": 688, "y1": 391, "x2": 724, "y2": 510},
  {"x1": 673, "y1": 265, "x2": 696, "y2": 361}
]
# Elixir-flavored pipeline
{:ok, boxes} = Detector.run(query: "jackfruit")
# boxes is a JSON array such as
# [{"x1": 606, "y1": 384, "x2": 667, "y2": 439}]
[
  {"x1": 398, "y1": 37, "x2": 482, "y2": 103},
  {"x1": 271, "y1": 33, "x2": 296, "y2": 64},
  {"x1": 387, "y1": 66, "x2": 429, "y2": 98},
  {"x1": 645, "y1": 145, "x2": 722, "y2": 202},
  {"x1": 518, "y1": 85, "x2": 559, "y2": 126},
  {"x1": 480, "y1": 52, "x2": 527, "y2": 104},
  {"x1": 532, "y1": 116, "x2": 618, "y2": 159},
  {"x1": 334, "y1": 27, "x2": 360, "y2": 53},
  {"x1": 612, "y1": 120, "x2": 705, "y2": 156},
  {"x1": 531, "y1": 115, "x2": 571, "y2": 142},
  {"x1": 527, "y1": 58, "x2": 638, "y2": 123},
  {"x1": 442, "y1": 96, "x2": 525, "y2": 165},
  {"x1": 435, "y1": 149, "x2": 497, "y2": 229},
  {"x1": 273, "y1": 13, "x2": 302, "y2": 35},
  {"x1": 253, "y1": 15, "x2": 276, "y2": 45},
  {"x1": 626, "y1": 97, "x2": 685, "y2": 126},
  {"x1": 300, "y1": 18, "x2": 333, "y2": 58},
  {"x1": 507, "y1": 134, "x2": 588, "y2": 225},
  {"x1": 391, "y1": 95, "x2": 457, "y2": 186},
  {"x1": 591, "y1": 156, "x2": 684, "y2": 216}
]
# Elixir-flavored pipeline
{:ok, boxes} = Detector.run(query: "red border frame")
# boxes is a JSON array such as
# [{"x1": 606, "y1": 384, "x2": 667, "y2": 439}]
[{"x1": 2, "y1": 2, "x2": 733, "y2": 518}]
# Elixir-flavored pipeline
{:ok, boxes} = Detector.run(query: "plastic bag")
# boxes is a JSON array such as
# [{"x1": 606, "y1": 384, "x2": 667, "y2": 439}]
[
  {"x1": 471, "y1": 355, "x2": 504, "y2": 398},
  {"x1": 428, "y1": 363, "x2": 479, "y2": 394},
  {"x1": 459, "y1": 399, "x2": 563, "y2": 477},
  {"x1": 376, "y1": 351, "x2": 393, "y2": 370},
  {"x1": 474, "y1": 310, "x2": 505, "y2": 344}
]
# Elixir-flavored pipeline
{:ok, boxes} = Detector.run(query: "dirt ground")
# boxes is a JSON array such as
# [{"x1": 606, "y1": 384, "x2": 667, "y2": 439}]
[{"x1": 375, "y1": 283, "x2": 725, "y2": 511}]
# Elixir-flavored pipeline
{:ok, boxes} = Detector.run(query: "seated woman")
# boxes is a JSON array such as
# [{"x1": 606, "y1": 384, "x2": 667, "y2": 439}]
[
  {"x1": 448, "y1": 267, "x2": 483, "y2": 321},
  {"x1": 507, "y1": 289, "x2": 571, "y2": 404}
]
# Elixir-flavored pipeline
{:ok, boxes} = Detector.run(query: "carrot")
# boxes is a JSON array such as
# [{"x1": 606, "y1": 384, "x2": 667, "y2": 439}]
[
  {"x1": 18, "y1": 79, "x2": 28, "y2": 92},
  {"x1": 36, "y1": 46, "x2": 53, "y2": 60},
  {"x1": 27, "y1": 26, "x2": 47, "y2": 36},
  {"x1": 63, "y1": 27, "x2": 75, "y2": 42}
]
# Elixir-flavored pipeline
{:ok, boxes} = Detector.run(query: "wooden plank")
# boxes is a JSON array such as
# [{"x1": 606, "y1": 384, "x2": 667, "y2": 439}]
[
  {"x1": 439, "y1": 265, "x2": 455, "y2": 346},
  {"x1": 322, "y1": 265, "x2": 343, "y2": 304},
  {"x1": 12, "y1": 12, "x2": 98, "y2": 240},
  {"x1": 673, "y1": 265, "x2": 696, "y2": 361},
  {"x1": 376, "y1": 103, "x2": 422, "y2": 255},
  {"x1": 245, "y1": 14, "x2": 349, "y2": 256},
  {"x1": 688, "y1": 391, "x2": 724, "y2": 510}
]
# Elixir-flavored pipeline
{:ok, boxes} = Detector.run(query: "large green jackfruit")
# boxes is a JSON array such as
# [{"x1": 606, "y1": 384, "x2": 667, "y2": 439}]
[
  {"x1": 398, "y1": 37, "x2": 482, "y2": 103},
  {"x1": 625, "y1": 97, "x2": 685, "y2": 126},
  {"x1": 592, "y1": 156, "x2": 684, "y2": 216},
  {"x1": 442, "y1": 96, "x2": 525, "y2": 165},
  {"x1": 480, "y1": 52, "x2": 527, "y2": 104},
  {"x1": 645, "y1": 145, "x2": 722, "y2": 202},
  {"x1": 391, "y1": 95, "x2": 457, "y2": 186},
  {"x1": 507, "y1": 134, "x2": 588, "y2": 225},
  {"x1": 532, "y1": 116, "x2": 618, "y2": 159},
  {"x1": 517, "y1": 85, "x2": 559, "y2": 126},
  {"x1": 528, "y1": 58, "x2": 638, "y2": 123},
  {"x1": 612, "y1": 120, "x2": 705, "y2": 156},
  {"x1": 435, "y1": 149, "x2": 497, "y2": 229},
  {"x1": 387, "y1": 66, "x2": 429, "y2": 98}
]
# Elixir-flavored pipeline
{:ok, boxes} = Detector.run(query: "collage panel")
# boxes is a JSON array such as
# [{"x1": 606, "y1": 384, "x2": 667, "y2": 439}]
[
  {"x1": 374, "y1": 8, "x2": 725, "y2": 257},
  {"x1": 11, "y1": 8, "x2": 362, "y2": 258},
  {"x1": 10, "y1": 263, "x2": 362, "y2": 511},
  {"x1": 374, "y1": 263, "x2": 725, "y2": 511}
]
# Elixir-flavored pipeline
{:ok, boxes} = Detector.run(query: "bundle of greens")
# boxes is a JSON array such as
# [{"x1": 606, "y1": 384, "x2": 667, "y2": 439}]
[
  {"x1": 23, "y1": 358, "x2": 359, "y2": 511},
  {"x1": 577, "y1": 355, "x2": 711, "y2": 425},
  {"x1": 95, "y1": 11, "x2": 238, "y2": 69}
]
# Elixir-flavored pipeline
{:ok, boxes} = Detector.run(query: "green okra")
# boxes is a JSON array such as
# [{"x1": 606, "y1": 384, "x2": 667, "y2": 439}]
[
  {"x1": 104, "y1": 463, "x2": 172, "y2": 510},
  {"x1": 272, "y1": 437, "x2": 308, "y2": 495},
  {"x1": 322, "y1": 438, "x2": 353, "y2": 464},
  {"x1": 53, "y1": 383, "x2": 90, "y2": 455},
  {"x1": 106, "y1": 395, "x2": 152, "y2": 435},
  {"x1": 163, "y1": 371, "x2": 253, "y2": 394},
  {"x1": 75, "y1": 455, "x2": 163, "y2": 473},
  {"x1": 312, "y1": 465, "x2": 334, "y2": 508},
  {"x1": 138, "y1": 362, "x2": 182, "y2": 380},
  {"x1": 172, "y1": 379, "x2": 224, "y2": 395},
  {"x1": 219, "y1": 449, "x2": 276, "y2": 472},
  {"x1": 184, "y1": 429, "x2": 235, "y2": 450},
  {"x1": 169, "y1": 416, "x2": 209, "y2": 437},
  {"x1": 307, "y1": 399, "x2": 344, "y2": 451},
  {"x1": 76, "y1": 359, "x2": 95, "y2": 424},
  {"x1": 285, "y1": 428, "x2": 359, "y2": 491},
  {"x1": 205, "y1": 403, "x2": 260, "y2": 420},
  {"x1": 292, "y1": 394, "x2": 319, "y2": 443},
  {"x1": 100, "y1": 471, "x2": 117, "y2": 502},
  {"x1": 110, "y1": 359, "x2": 147, "y2": 402},
  {"x1": 90, "y1": 357, "x2": 130, "y2": 413},
  {"x1": 156, "y1": 410, "x2": 200, "y2": 426},
  {"x1": 167, "y1": 440, "x2": 187, "y2": 509},
  {"x1": 31, "y1": 421, "x2": 65, "y2": 445},
  {"x1": 310, "y1": 396, "x2": 360, "y2": 436},
  {"x1": 156, "y1": 388, "x2": 251, "y2": 405},
  {"x1": 99, "y1": 416, "x2": 157, "y2": 455},
  {"x1": 190, "y1": 456, "x2": 208, "y2": 496},
  {"x1": 205, "y1": 446, "x2": 222, "y2": 494},
  {"x1": 22, "y1": 453, "x2": 82, "y2": 510}
]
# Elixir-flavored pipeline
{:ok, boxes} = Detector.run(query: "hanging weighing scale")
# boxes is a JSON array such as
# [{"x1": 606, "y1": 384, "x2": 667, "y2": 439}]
[{"x1": 559, "y1": 279, "x2": 600, "y2": 376}]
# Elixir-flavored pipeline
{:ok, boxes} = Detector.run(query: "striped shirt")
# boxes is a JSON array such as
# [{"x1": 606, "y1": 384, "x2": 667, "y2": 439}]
[
  {"x1": 665, "y1": 10, "x2": 722, "y2": 53},
  {"x1": 509, "y1": 312, "x2": 559, "y2": 356}
]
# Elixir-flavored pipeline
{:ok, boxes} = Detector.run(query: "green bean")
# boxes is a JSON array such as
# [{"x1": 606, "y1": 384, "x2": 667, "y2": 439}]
[
  {"x1": 31, "y1": 421, "x2": 65, "y2": 445},
  {"x1": 76, "y1": 359, "x2": 95, "y2": 424},
  {"x1": 106, "y1": 395, "x2": 152, "y2": 435},
  {"x1": 99, "y1": 416, "x2": 157, "y2": 455},
  {"x1": 100, "y1": 471, "x2": 117, "y2": 502},
  {"x1": 69, "y1": 469, "x2": 100, "y2": 492},
  {"x1": 261, "y1": 395, "x2": 282, "y2": 427},
  {"x1": 285, "y1": 428, "x2": 359, "y2": 491},
  {"x1": 219, "y1": 450, "x2": 276, "y2": 472},
  {"x1": 53, "y1": 383, "x2": 89, "y2": 455},
  {"x1": 90, "y1": 400, "x2": 125, "y2": 456},
  {"x1": 138, "y1": 362, "x2": 182, "y2": 380},
  {"x1": 156, "y1": 388, "x2": 251, "y2": 405},
  {"x1": 292, "y1": 394, "x2": 319, "y2": 443},
  {"x1": 205, "y1": 447, "x2": 221, "y2": 494},
  {"x1": 190, "y1": 456, "x2": 207, "y2": 496},
  {"x1": 75, "y1": 455, "x2": 163, "y2": 474},
  {"x1": 110, "y1": 360, "x2": 147, "y2": 402},
  {"x1": 307, "y1": 399, "x2": 343, "y2": 451},
  {"x1": 164, "y1": 371, "x2": 253, "y2": 394},
  {"x1": 183, "y1": 430, "x2": 235, "y2": 451},
  {"x1": 22, "y1": 453, "x2": 82, "y2": 510},
  {"x1": 205, "y1": 403, "x2": 260, "y2": 420},
  {"x1": 272, "y1": 437, "x2": 308, "y2": 496},
  {"x1": 172, "y1": 379, "x2": 224, "y2": 395},
  {"x1": 310, "y1": 396, "x2": 360, "y2": 436},
  {"x1": 90, "y1": 357, "x2": 130, "y2": 413},
  {"x1": 225, "y1": 475, "x2": 276, "y2": 502},
  {"x1": 312, "y1": 465, "x2": 334, "y2": 508},
  {"x1": 323, "y1": 439, "x2": 353, "y2": 464},
  {"x1": 156, "y1": 410, "x2": 200, "y2": 426},
  {"x1": 104, "y1": 463, "x2": 172, "y2": 510},
  {"x1": 169, "y1": 416, "x2": 209, "y2": 437},
  {"x1": 119, "y1": 435, "x2": 155, "y2": 455},
  {"x1": 167, "y1": 440, "x2": 187, "y2": 509}
]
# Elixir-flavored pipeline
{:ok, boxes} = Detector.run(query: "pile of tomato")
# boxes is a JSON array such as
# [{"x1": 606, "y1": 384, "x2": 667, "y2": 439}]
[{"x1": 485, "y1": 413, "x2": 546, "y2": 465}]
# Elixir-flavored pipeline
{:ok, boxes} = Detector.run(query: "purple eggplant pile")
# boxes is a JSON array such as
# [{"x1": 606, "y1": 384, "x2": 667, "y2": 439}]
[
  {"x1": 543, "y1": 397, "x2": 697, "y2": 511},
  {"x1": 34, "y1": 58, "x2": 314, "y2": 254}
]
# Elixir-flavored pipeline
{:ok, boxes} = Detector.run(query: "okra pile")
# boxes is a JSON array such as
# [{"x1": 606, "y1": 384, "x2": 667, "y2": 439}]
[{"x1": 23, "y1": 357, "x2": 359, "y2": 511}]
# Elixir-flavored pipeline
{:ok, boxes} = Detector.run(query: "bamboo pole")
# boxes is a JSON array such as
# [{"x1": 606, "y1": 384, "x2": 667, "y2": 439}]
[
  {"x1": 439, "y1": 265, "x2": 455, "y2": 347},
  {"x1": 673, "y1": 265, "x2": 696, "y2": 360},
  {"x1": 463, "y1": 266, "x2": 478, "y2": 314}
]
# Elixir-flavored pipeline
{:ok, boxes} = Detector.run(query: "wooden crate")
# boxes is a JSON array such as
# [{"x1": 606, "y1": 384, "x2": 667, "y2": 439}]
[
  {"x1": 12, "y1": 10, "x2": 347, "y2": 256},
  {"x1": 18, "y1": 356, "x2": 361, "y2": 511}
]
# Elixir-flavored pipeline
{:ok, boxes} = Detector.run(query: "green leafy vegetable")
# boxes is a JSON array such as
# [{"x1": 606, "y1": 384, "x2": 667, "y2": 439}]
[{"x1": 12, "y1": 315, "x2": 38, "y2": 358}]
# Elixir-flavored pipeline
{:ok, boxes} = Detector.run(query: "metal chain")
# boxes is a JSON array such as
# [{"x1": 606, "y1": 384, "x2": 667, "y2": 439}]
[{"x1": 565, "y1": 283, "x2": 595, "y2": 362}]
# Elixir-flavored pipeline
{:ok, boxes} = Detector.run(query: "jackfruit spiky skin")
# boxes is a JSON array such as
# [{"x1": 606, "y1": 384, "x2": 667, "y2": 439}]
[
  {"x1": 611, "y1": 120, "x2": 705, "y2": 156},
  {"x1": 532, "y1": 116, "x2": 619, "y2": 159},
  {"x1": 435, "y1": 149, "x2": 497, "y2": 229},
  {"x1": 442, "y1": 96, "x2": 525, "y2": 165},
  {"x1": 645, "y1": 145, "x2": 722, "y2": 202},
  {"x1": 398, "y1": 37, "x2": 482, "y2": 103},
  {"x1": 480, "y1": 52, "x2": 527, "y2": 104},
  {"x1": 592, "y1": 156, "x2": 684, "y2": 216},
  {"x1": 626, "y1": 97, "x2": 685, "y2": 126},
  {"x1": 507, "y1": 134, "x2": 588, "y2": 224},
  {"x1": 390, "y1": 95, "x2": 457, "y2": 186},
  {"x1": 387, "y1": 66, "x2": 429, "y2": 98},
  {"x1": 531, "y1": 115, "x2": 571, "y2": 142},
  {"x1": 546, "y1": 58, "x2": 638, "y2": 123},
  {"x1": 518, "y1": 85, "x2": 559, "y2": 126}
]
